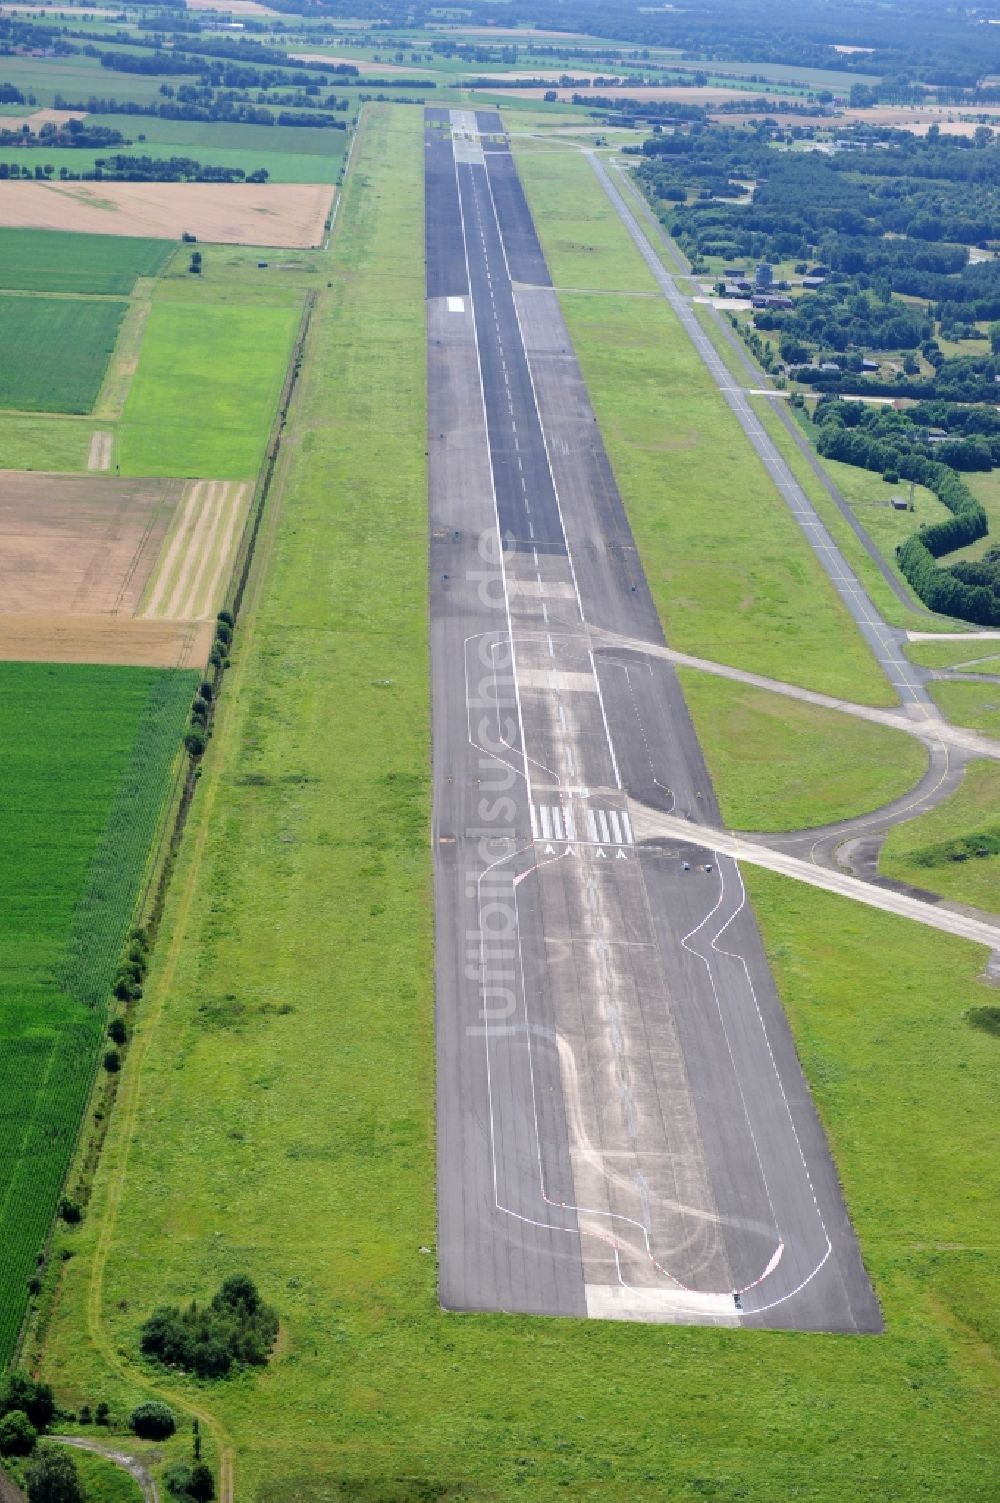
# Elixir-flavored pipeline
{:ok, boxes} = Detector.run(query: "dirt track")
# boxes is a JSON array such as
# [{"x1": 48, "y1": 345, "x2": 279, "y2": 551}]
[{"x1": 0, "y1": 182, "x2": 335, "y2": 247}]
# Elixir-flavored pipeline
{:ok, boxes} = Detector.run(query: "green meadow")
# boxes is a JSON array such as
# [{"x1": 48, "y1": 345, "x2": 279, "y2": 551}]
[
  {"x1": 0, "y1": 662, "x2": 196, "y2": 1366},
  {"x1": 3, "y1": 139, "x2": 343, "y2": 184},
  {"x1": 0, "y1": 229, "x2": 171, "y2": 295},
  {"x1": 0, "y1": 294, "x2": 126, "y2": 413},
  {"x1": 677, "y1": 671, "x2": 928, "y2": 830},
  {"x1": 118, "y1": 299, "x2": 299, "y2": 479},
  {"x1": 0, "y1": 411, "x2": 95, "y2": 470},
  {"x1": 513, "y1": 143, "x2": 893, "y2": 707},
  {"x1": 881, "y1": 760, "x2": 1000, "y2": 912},
  {"x1": 30, "y1": 106, "x2": 999, "y2": 1503}
]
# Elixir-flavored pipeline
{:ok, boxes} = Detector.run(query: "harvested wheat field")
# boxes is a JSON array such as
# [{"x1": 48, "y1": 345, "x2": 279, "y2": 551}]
[
  {"x1": 186, "y1": 0, "x2": 277, "y2": 13},
  {"x1": 0, "y1": 108, "x2": 86, "y2": 132},
  {"x1": 0, "y1": 614, "x2": 215, "y2": 668},
  {"x1": 290, "y1": 51, "x2": 431, "y2": 73},
  {"x1": 141, "y1": 479, "x2": 250, "y2": 623},
  {"x1": 0, "y1": 472, "x2": 246, "y2": 667},
  {"x1": 0, "y1": 471, "x2": 182, "y2": 617},
  {"x1": 0, "y1": 182, "x2": 335, "y2": 247}
]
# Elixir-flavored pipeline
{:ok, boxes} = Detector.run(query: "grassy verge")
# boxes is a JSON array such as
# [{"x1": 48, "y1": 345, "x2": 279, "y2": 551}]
[
  {"x1": 30, "y1": 103, "x2": 1000, "y2": 1503},
  {"x1": 678, "y1": 671, "x2": 928, "y2": 830},
  {"x1": 880, "y1": 761, "x2": 1000, "y2": 912},
  {"x1": 929, "y1": 678, "x2": 1000, "y2": 738},
  {"x1": 906, "y1": 639, "x2": 1000, "y2": 671},
  {"x1": 745, "y1": 392, "x2": 952, "y2": 633},
  {"x1": 513, "y1": 143, "x2": 894, "y2": 706}
]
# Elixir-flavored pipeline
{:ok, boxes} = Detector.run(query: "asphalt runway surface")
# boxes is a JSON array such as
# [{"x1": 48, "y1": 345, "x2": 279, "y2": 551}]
[{"x1": 427, "y1": 109, "x2": 882, "y2": 1330}]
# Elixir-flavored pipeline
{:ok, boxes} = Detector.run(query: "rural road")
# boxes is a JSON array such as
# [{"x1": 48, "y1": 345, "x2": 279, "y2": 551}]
[{"x1": 427, "y1": 106, "x2": 882, "y2": 1331}]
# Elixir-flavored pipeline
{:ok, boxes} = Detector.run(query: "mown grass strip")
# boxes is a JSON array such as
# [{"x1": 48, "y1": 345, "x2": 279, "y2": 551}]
[{"x1": 677, "y1": 671, "x2": 928, "y2": 831}]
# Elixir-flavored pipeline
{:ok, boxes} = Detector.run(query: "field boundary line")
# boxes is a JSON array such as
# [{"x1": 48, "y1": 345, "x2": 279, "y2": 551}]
[{"x1": 94, "y1": 292, "x2": 152, "y2": 423}]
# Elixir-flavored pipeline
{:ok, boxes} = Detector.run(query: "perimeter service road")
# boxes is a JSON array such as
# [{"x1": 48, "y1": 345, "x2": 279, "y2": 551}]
[{"x1": 426, "y1": 107, "x2": 882, "y2": 1331}]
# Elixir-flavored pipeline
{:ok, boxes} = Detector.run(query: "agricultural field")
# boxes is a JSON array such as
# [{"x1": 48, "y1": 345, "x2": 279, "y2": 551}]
[
  {"x1": 0, "y1": 470, "x2": 182, "y2": 618},
  {"x1": 0, "y1": 181, "x2": 334, "y2": 247},
  {"x1": 0, "y1": 228, "x2": 172, "y2": 295},
  {"x1": 30, "y1": 109, "x2": 1000, "y2": 1503},
  {"x1": 0, "y1": 660, "x2": 197, "y2": 1366},
  {"x1": 0, "y1": 138, "x2": 345, "y2": 185},
  {"x1": 0, "y1": 412, "x2": 95, "y2": 472},
  {"x1": 0, "y1": 294, "x2": 125, "y2": 413},
  {"x1": 118, "y1": 301, "x2": 299, "y2": 479}
]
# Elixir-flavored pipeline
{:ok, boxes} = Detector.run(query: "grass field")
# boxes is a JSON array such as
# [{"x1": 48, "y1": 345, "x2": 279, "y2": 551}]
[
  {"x1": 0, "y1": 294, "x2": 126, "y2": 413},
  {"x1": 880, "y1": 760, "x2": 1000, "y2": 912},
  {"x1": 29, "y1": 104, "x2": 1000, "y2": 1503},
  {"x1": 677, "y1": 670, "x2": 928, "y2": 830},
  {"x1": 905, "y1": 638, "x2": 1000, "y2": 670},
  {"x1": 3, "y1": 139, "x2": 343, "y2": 184},
  {"x1": 118, "y1": 299, "x2": 299, "y2": 478},
  {"x1": 0, "y1": 662, "x2": 196, "y2": 1366},
  {"x1": 0, "y1": 228, "x2": 171, "y2": 295},
  {"x1": 512, "y1": 147, "x2": 893, "y2": 706},
  {"x1": 929, "y1": 677, "x2": 1000, "y2": 738},
  {"x1": 85, "y1": 118, "x2": 350, "y2": 159},
  {"x1": 0, "y1": 412, "x2": 96, "y2": 470}
]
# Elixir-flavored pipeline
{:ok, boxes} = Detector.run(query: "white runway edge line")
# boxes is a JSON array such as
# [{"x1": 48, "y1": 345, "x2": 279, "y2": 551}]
[
  {"x1": 454, "y1": 116, "x2": 823, "y2": 1314},
  {"x1": 586, "y1": 151, "x2": 930, "y2": 710}
]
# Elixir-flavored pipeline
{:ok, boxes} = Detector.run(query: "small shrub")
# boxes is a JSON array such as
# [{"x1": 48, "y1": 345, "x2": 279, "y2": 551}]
[
  {"x1": 130, "y1": 1400, "x2": 176, "y2": 1441},
  {"x1": 164, "y1": 1462, "x2": 194, "y2": 1498},
  {"x1": 185, "y1": 730, "x2": 207, "y2": 758},
  {"x1": 967, "y1": 1004, "x2": 1000, "y2": 1036},
  {"x1": 103, "y1": 1047, "x2": 121, "y2": 1073},
  {"x1": 108, "y1": 1016, "x2": 127, "y2": 1046},
  {"x1": 217, "y1": 610, "x2": 234, "y2": 629},
  {"x1": 0, "y1": 1409, "x2": 37, "y2": 1457},
  {"x1": 59, "y1": 1197, "x2": 82, "y2": 1225},
  {"x1": 94, "y1": 1402, "x2": 110, "y2": 1427},
  {"x1": 77, "y1": 1406, "x2": 91, "y2": 1426}
]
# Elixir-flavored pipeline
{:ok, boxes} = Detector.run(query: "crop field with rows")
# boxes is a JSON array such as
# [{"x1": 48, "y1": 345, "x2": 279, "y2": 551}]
[
  {"x1": 0, "y1": 229, "x2": 172, "y2": 295},
  {"x1": 0, "y1": 294, "x2": 126, "y2": 413},
  {"x1": 0, "y1": 662, "x2": 197, "y2": 1364}
]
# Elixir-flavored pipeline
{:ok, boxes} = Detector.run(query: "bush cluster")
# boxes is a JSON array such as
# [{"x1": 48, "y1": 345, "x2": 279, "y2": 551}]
[{"x1": 140, "y1": 1274, "x2": 278, "y2": 1380}]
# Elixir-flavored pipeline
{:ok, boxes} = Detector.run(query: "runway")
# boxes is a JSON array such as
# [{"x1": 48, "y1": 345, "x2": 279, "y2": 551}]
[{"x1": 427, "y1": 108, "x2": 882, "y2": 1330}]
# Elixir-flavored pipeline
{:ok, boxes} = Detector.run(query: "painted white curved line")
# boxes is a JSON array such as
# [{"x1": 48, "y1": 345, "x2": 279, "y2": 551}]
[{"x1": 477, "y1": 841, "x2": 789, "y2": 1301}]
